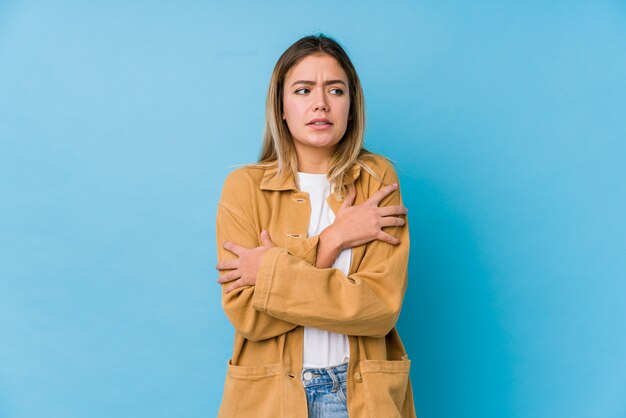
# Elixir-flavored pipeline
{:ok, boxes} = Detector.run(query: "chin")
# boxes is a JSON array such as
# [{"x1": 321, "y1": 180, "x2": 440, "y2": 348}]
[
  {"x1": 307, "y1": 134, "x2": 341, "y2": 145},
  {"x1": 306, "y1": 140, "x2": 340, "y2": 149},
  {"x1": 292, "y1": 132, "x2": 343, "y2": 150}
]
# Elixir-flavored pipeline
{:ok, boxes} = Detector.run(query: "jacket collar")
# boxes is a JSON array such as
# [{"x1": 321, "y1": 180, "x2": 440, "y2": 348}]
[{"x1": 259, "y1": 162, "x2": 362, "y2": 192}]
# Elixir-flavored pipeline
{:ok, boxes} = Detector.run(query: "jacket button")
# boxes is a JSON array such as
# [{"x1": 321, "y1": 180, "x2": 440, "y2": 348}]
[{"x1": 354, "y1": 372, "x2": 362, "y2": 383}]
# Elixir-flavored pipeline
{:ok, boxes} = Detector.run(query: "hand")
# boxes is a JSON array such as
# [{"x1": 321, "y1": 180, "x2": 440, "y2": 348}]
[
  {"x1": 215, "y1": 230, "x2": 276, "y2": 294},
  {"x1": 326, "y1": 182, "x2": 407, "y2": 250}
]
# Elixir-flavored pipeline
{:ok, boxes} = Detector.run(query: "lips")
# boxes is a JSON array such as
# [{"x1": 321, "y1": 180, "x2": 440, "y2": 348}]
[{"x1": 307, "y1": 118, "x2": 332, "y2": 125}]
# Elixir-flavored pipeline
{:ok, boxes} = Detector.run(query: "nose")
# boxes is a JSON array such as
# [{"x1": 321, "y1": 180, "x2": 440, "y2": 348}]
[{"x1": 312, "y1": 89, "x2": 329, "y2": 112}]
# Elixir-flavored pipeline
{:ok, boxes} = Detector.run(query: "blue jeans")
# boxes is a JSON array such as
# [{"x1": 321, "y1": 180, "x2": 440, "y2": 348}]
[{"x1": 301, "y1": 362, "x2": 349, "y2": 417}]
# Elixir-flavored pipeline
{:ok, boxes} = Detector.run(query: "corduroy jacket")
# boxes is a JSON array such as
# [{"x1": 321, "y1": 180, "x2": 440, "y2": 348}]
[{"x1": 216, "y1": 153, "x2": 416, "y2": 417}]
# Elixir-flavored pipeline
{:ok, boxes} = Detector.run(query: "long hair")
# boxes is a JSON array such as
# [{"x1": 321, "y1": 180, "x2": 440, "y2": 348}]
[{"x1": 250, "y1": 33, "x2": 381, "y2": 198}]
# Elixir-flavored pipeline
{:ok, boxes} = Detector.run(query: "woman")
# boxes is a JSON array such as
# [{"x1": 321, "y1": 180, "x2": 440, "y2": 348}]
[{"x1": 215, "y1": 34, "x2": 416, "y2": 417}]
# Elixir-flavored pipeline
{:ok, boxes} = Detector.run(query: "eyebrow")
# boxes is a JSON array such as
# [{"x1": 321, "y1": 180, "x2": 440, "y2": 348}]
[{"x1": 290, "y1": 79, "x2": 347, "y2": 87}]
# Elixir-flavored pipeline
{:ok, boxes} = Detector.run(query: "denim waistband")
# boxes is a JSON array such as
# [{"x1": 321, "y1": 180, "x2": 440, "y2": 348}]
[{"x1": 301, "y1": 362, "x2": 349, "y2": 388}]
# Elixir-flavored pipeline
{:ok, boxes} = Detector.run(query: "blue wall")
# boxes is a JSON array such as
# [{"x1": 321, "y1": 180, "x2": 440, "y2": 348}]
[{"x1": 1, "y1": 1, "x2": 625, "y2": 417}]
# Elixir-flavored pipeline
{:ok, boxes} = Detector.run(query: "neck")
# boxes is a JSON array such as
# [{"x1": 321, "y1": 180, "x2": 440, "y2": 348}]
[{"x1": 294, "y1": 144, "x2": 334, "y2": 174}]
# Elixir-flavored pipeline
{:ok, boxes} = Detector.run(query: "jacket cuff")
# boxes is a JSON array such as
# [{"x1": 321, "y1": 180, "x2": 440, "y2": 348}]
[
  {"x1": 252, "y1": 246, "x2": 286, "y2": 312},
  {"x1": 286, "y1": 235, "x2": 320, "y2": 265}
]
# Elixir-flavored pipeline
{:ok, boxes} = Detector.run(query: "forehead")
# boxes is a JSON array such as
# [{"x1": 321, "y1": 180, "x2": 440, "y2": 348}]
[{"x1": 285, "y1": 54, "x2": 348, "y2": 81}]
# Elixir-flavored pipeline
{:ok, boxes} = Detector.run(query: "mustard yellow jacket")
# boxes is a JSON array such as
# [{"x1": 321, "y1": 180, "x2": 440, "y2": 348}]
[{"x1": 216, "y1": 154, "x2": 416, "y2": 417}]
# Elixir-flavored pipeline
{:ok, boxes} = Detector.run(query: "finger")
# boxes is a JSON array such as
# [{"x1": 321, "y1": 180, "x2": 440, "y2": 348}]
[
  {"x1": 222, "y1": 241, "x2": 247, "y2": 255},
  {"x1": 340, "y1": 184, "x2": 357, "y2": 209},
  {"x1": 260, "y1": 230, "x2": 275, "y2": 248},
  {"x1": 379, "y1": 216, "x2": 406, "y2": 228},
  {"x1": 375, "y1": 231, "x2": 401, "y2": 245},
  {"x1": 225, "y1": 279, "x2": 251, "y2": 294},
  {"x1": 366, "y1": 182, "x2": 398, "y2": 207},
  {"x1": 378, "y1": 205, "x2": 408, "y2": 217},
  {"x1": 217, "y1": 269, "x2": 241, "y2": 284},
  {"x1": 215, "y1": 259, "x2": 238, "y2": 270}
]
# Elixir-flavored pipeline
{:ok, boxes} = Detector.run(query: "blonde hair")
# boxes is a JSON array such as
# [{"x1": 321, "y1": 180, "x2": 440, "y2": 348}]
[{"x1": 247, "y1": 33, "x2": 381, "y2": 198}]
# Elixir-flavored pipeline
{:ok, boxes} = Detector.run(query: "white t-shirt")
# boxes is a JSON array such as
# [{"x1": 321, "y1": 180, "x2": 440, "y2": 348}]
[{"x1": 297, "y1": 171, "x2": 351, "y2": 369}]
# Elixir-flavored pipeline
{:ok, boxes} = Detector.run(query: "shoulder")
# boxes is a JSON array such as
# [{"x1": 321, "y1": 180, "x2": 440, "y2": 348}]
[
  {"x1": 222, "y1": 164, "x2": 267, "y2": 189},
  {"x1": 359, "y1": 152, "x2": 400, "y2": 185},
  {"x1": 219, "y1": 164, "x2": 267, "y2": 207},
  {"x1": 356, "y1": 153, "x2": 404, "y2": 205}
]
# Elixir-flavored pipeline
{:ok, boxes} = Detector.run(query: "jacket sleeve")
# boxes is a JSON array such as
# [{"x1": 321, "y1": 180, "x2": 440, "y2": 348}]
[
  {"x1": 217, "y1": 202, "x2": 300, "y2": 341},
  {"x1": 216, "y1": 171, "x2": 322, "y2": 342},
  {"x1": 251, "y1": 162, "x2": 410, "y2": 338}
]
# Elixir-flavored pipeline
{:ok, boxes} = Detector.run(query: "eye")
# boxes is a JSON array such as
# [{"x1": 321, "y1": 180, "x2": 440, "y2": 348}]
[
  {"x1": 295, "y1": 88, "x2": 310, "y2": 94},
  {"x1": 330, "y1": 88, "x2": 344, "y2": 95}
]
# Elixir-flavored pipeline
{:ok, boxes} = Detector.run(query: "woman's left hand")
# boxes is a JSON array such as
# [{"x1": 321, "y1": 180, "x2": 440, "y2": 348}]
[{"x1": 216, "y1": 230, "x2": 276, "y2": 294}]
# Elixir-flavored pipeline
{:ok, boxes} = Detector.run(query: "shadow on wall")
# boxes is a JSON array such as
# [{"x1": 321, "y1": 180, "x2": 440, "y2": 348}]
[{"x1": 396, "y1": 153, "x2": 515, "y2": 418}]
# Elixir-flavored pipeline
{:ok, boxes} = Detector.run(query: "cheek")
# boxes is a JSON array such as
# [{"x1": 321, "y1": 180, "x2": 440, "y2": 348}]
[
  {"x1": 283, "y1": 98, "x2": 305, "y2": 120},
  {"x1": 339, "y1": 101, "x2": 351, "y2": 124}
]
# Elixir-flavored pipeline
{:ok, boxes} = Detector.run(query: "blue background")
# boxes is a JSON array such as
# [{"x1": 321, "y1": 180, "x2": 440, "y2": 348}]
[{"x1": 1, "y1": 1, "x2": 625, "y2": 417}]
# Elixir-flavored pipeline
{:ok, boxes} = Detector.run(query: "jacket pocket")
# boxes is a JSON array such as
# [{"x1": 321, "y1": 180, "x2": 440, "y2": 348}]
[
  {"x1": 358, "y1": 359, "x2": 411, "y2": 417},
  {"x1": 218, "y1": 359, "x2": 283, "y2": 417}
]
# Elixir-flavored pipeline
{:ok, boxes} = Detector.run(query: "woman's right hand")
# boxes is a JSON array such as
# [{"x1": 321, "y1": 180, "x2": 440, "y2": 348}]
[{"x1": 315, "y1": 182, "x2": 407, "y2": 268}]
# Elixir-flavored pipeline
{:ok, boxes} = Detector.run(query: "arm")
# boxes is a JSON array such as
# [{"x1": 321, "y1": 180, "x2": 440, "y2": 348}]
[
  {"x1": 252, "y1": 164, "x2": 410, "y2": 338},
  {"x1": 314, "y1": 182, "x2": 404, "y2": 269},
  {"x1": 216, "y1": 199, "x2": 299, "y2": 342},
  {"x1": 219, "y1": 181, "x2": 407, "y2": 287}
]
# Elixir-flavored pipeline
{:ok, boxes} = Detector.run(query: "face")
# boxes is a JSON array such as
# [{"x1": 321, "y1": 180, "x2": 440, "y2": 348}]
[{"x1": 282, "y1": 54, "x2": 351, "y2": 156}]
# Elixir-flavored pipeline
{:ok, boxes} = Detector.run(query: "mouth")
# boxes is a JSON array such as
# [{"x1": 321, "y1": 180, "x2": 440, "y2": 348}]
[
  {"x1": 307, "y1": 121, "x2": 333, "y2": 130},
  {"x1": 307, "y1": 118, "x2": 333, "y2": 126}
]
